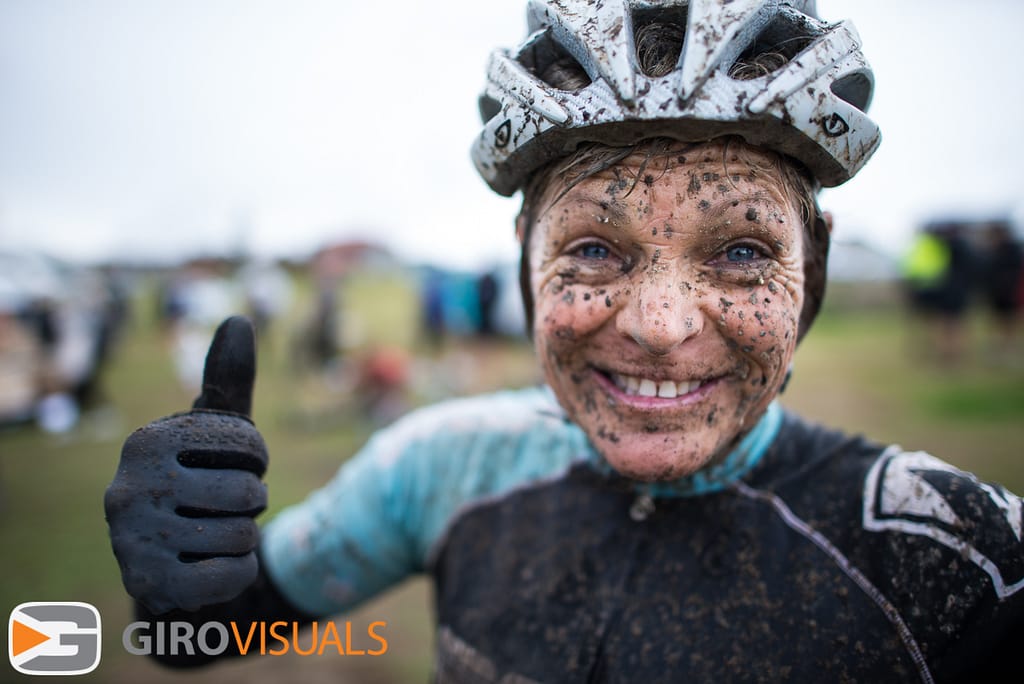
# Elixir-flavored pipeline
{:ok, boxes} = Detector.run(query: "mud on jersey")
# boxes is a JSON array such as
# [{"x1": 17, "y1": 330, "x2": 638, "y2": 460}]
[{"x1": 262, "y1": 387, "x2": 1023, "y2": 683}]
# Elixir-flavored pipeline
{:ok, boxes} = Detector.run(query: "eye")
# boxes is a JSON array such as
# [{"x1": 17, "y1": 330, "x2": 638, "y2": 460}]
[
  {"x1": 576, "y1": 242, "x2": 611, "y2": 260},
  {"x1": 724, "y1": 244, "x2": 763, "y2": 263}
]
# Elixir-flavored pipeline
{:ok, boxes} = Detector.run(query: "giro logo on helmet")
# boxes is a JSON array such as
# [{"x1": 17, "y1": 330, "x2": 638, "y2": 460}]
[
  {"x1": 494, "y1": 119, "x2": 512, "y2": 148},
  {"x1": 822, "y1": 112, "x2": 850, "y2": 137}
]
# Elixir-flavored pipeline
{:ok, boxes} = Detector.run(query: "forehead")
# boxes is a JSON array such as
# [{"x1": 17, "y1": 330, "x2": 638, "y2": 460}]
[{"x1": 535, "y1": 138, "x2": 800, "y2": 216}]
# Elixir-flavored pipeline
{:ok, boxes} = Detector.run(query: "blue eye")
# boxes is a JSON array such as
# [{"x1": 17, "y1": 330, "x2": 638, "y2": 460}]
[
  {"x1": 578, "y1": 243, "x2": 610, "y2": 260},
  {"x1": 725, "y1": 245, "x2": 760, "y2": 262}
]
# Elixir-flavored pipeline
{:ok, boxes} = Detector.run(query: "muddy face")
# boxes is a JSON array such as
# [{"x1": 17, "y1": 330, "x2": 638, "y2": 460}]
[{"x1": 528, "y1": 141, "x2": 805, "y2": 481}]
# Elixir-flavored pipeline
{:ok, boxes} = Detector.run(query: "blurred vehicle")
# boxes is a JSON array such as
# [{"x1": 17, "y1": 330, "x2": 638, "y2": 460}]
[{"x1": 0, "y1": 250, "x2": 123, "y2": 430}]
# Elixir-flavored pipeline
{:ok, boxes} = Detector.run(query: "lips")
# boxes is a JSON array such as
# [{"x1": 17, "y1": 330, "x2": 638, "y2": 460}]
[{"x1": 591, "y1": 366, "x2": 718, "y2": 403}]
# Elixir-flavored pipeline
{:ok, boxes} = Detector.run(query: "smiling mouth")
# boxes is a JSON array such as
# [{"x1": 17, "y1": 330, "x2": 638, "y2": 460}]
[{"x1": 596, "y1": 369, "x2": 714, "y2": 399}]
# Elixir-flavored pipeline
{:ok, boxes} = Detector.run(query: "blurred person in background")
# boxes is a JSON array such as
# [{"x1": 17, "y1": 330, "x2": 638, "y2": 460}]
[
  {"x1": 902, "y1": 221, "x2": 978, "y2": 365},
  {"x1": 0, "y1": 251, "x2": 122, "y2": 432},
  {"x1": 930, "y1": 222, "x2": 978, "y2": 364},
  {"x1": 419, "y1": 266, "x2": 447, "y2": 350},
  {"x1": 979, "y1": 220, "x2": 1023, "y2": 360},
  {"x1": 0, "y1": 299, "x2": 45, "y2": 425},
  {"x1": 156, "y1": 271, "x2": 189, "y2": 332},
  {"x1": 293, "y1": 245, "x2": 351, "y2": 373},
  {"x1": 105, "y1": 1, "x2": 1022, "y2": 681},
  {"x1": 239, "y1": 259, "x2": 293, "y2": 344},
  {"x1": 902, "y1": 225, "x2": 950, "y2": 350},
  {"x1": 475, "y1": 269, "x2": 500, "y2": 338},
  {"x1": 161, "y1": 261, "x2": 242, "y2": 393},
  {"x1": 350, "y1": 346, "x2": 413, "y2": 425}
]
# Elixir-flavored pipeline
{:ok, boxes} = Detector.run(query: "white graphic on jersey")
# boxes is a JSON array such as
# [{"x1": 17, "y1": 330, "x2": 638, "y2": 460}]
[{"x1": 863, "y1": 447, "x2": 1024, "y2": 599}]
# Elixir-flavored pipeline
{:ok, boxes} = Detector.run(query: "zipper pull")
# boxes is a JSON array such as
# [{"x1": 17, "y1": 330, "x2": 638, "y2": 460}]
[{"x1": 629, "y1": 493, "x2": 655, "y2": 522}]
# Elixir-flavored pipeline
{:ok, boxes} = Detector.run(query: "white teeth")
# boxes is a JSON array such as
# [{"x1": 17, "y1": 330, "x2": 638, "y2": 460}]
[
  {"x1": 677, "y1": 380, "x2": 697, "y2": 395},
  {"x1": 611, "y1": 372, "x2": 704, "y2": 398}
]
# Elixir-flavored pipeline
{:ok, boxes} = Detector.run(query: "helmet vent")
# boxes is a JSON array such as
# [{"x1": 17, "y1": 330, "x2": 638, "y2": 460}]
[
  {"x1": 520, "y1": 31, "x2": 592, "y2": 92},
  {"x1": 479, "y1": 95, "x2": 502, "y2": 122},
  {"x1": 728, "y1": 14, "x2": 815, "y2": 80},
  {"x1": 632, "y1": 7, "x2": 687, "y2": 78},
  {"x1": 830, "y1": 71, "x2": 872, "y2": 112}
]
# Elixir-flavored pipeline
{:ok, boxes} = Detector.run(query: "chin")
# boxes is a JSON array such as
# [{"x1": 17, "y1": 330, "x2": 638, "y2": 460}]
[{"x1": 598, "y1": 436, "x2": 714, "y2": 482}]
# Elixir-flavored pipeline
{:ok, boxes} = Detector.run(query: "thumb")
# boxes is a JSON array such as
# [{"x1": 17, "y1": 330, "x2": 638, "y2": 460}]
[{"x1": 192, "y1": 316, "x2": 256, "y2": 417}]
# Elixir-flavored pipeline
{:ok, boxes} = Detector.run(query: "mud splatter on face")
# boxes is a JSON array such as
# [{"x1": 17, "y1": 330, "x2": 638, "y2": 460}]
[{"x1": 527, "y1": 139, "x2": 805, "y2": 481}]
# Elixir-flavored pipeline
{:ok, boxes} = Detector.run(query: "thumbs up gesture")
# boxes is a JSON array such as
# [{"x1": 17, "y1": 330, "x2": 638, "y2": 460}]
[{"x1": 105, "y1": 317, "x2": 269, "y2": 614}]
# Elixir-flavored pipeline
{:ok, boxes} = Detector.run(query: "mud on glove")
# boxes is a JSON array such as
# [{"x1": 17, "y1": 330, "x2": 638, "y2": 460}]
[{"x1": 105, "y1": 316, "x2": 269, "y2": 615}]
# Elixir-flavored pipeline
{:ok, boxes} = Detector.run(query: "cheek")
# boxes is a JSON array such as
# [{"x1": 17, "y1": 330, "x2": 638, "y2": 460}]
[
  {"x1": 533, "y1": 279, "x2": 619, "y2": 345},
  {"x1": 533, "y1": 283, "x2": 623, "y2": 393},
  {"x1": 717, "y1": 284, "x2": 802, "y2": 380}
]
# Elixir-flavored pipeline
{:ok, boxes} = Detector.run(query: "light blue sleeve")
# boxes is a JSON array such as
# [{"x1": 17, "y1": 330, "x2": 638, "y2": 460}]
[{"x1": 260, "y1": 387, "x2": 592, "y2": 616}]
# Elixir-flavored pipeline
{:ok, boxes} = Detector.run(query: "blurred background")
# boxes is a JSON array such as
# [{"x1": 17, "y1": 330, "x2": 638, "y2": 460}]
[{"x1": 1, "y1": 0, "x2": 1022, "y2": 682}]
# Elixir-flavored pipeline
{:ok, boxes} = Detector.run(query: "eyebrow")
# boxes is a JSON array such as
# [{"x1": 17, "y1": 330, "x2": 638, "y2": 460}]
[
  {"x1": 563, "y1": 196, "x2": 630, "y2": 225},
  {"x1": 699, "y1": 193, "x2": 792, "y2": 227}
]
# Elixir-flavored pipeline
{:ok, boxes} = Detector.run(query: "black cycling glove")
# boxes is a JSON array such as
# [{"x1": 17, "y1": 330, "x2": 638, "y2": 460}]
[{"x1": 105, "y1": 316, "x2": 269, "y2": 614}]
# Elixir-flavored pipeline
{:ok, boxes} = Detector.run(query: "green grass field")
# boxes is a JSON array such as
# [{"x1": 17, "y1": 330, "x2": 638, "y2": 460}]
[{"x1": 0, "y1": 277, "x2": 1021, "y2": 683}]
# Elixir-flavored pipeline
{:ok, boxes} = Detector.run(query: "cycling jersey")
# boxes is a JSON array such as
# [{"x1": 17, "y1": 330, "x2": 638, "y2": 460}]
[{"x1": 262, "y1": 386, "x2": 1023, "y2": 683}]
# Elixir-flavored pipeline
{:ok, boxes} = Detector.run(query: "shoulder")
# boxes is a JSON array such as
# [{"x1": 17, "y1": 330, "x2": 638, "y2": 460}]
[
  {"x1": 862, "y1": 446, "x2": 1024, "y2": 600},
  {"x1": 358, "y1": 386, "x2": 596, "y2": 528},
  {"x1": 366, "y1": 387, "x2": 594, "y2": 564},
  {"x1": 858, "y1": 446, "x2": 1024, "y2": 675},
  {"x1": 756, "y1": 411, "x2": 887, "y2": 487},
  {"x1": 763, "y1": 415, "x2": 1024, "y2": 599},
  {"x1": 364, "y1": 385, "x2": 588, "y2": 469},
  {"x1": 387, "y1": 384, "x2": 567, "y2": 437}
]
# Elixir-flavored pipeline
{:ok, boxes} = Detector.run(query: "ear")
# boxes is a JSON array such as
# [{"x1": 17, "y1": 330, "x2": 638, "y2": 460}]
[
  {"x1": 822, "y1": 210, "x2": 835, "y2": 236},
  {"x1": 515, "y1": 212, "x2": 528, "y2": 245}
]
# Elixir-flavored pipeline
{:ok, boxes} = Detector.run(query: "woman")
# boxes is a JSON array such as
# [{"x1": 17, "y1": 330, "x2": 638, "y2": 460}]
[{"x1": 106, "y1": 1, "x2": 1022, "y2": 681}]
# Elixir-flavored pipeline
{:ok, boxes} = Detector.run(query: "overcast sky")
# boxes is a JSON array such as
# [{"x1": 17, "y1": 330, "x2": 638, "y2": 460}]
[{"x1": 1, "y1": 0, "x2": 1022, "y2": 268}]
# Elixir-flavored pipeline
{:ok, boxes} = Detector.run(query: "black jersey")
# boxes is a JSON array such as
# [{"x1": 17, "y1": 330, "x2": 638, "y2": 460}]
[{"x1": 432, "y1": 412, "x2": 1022, "y2": 683}]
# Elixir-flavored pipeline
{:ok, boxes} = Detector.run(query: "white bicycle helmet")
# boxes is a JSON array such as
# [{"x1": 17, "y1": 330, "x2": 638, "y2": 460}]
[{"x1": 472, "y1": 0, "x2": 880, "y2": 196}]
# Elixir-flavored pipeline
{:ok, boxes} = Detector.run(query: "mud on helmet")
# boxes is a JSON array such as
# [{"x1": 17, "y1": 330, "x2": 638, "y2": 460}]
[
  {"x1": 472, "y1": 0, "x2": 880, "y2": 196},
  {"x1": 472, "y1": 0, "x2": 881, "y2": 339}
]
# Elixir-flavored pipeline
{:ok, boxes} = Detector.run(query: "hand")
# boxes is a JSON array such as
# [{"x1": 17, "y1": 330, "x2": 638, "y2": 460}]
[{"x1": 105, "y1": 316, "x2": 269, "y2": 614}]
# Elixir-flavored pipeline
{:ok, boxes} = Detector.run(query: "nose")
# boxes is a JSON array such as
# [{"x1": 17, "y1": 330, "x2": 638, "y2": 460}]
[{"x1": 615, "y1": 271, "x2": 704, "y2": 355}]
